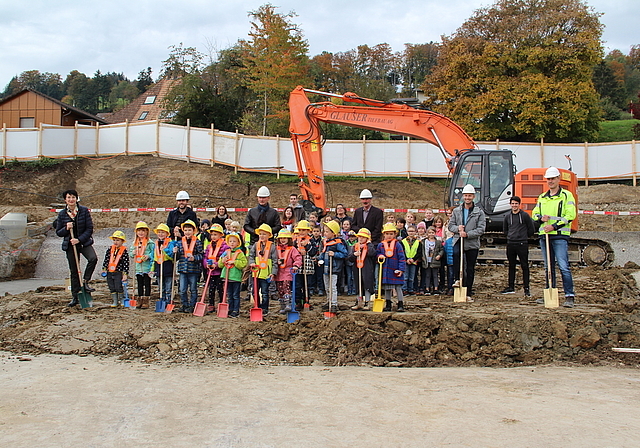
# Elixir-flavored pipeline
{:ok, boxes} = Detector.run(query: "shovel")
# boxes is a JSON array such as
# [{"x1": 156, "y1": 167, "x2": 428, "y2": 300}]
[
  {"x1": 164, "y1": 254, "x2": 178, "y2": 314},
  {"x1": 250, "y1": 268, "x2": 263, "y2": 322},
  {"x1": 69, "y1": 228, "x2": 92, "y2": 309},
  {"x1": 543, "y1": 232, "x2": 559, "y2": 308},
  {"x1": 287, "y1": 268, "x2": 300, "y2": 323},
  {"x1": 323, "y1": 254, "x2": 336, "y2": 319},
  {"x1": 453, "y1": 236, "x2": 467, "y2": 303},
  {"x1": 217, "y1": 265, "x2": 230, "y2": 318},
  {"x1": 129, "y1": 275, "x2": 138, "y2": 309},
  {"x1": 155, "y1": 260, "x2": 166, "y2": 312},
  {"x1": 372, "y1": 257, "x2": 385, "y2": 313},
  {"x1": 122, "y1": 279, "x2": 130, "y2": 307},
  {"x1": 193, "y1": 268, "x2": 213, "y2": 317},
  {"x1": 303, "y1": 254, "x2": 311, "y2": 311}
]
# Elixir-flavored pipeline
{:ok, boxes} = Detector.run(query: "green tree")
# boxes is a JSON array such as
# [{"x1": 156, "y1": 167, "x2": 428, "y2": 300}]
[
  {"x1": 398, "y1": 43, "x2": 439, "y2": 96},
  {"x1": 1, "y1": 70, "x2": 63, "y2": 99},
  {"x1": 239, "y1": 3, "x2": 311, "y2": 136},
  {"x1": 160, "y1": 43, "x2": 204, "y2": 79},
  {"x1": 62, "y1": 70, "x2": 94, "y2": 112},
  {"x1": 162, "y1": 44, "x2": 249, "y2": 130},
  {"x1": 109, "y1": 80, "x2": 140, "y2": 111},
  {"x1": 424, "y1": 0, "x2": 603, "y2": 142},
  {"x1": 136, "y1": 67, "x2": 154, "y2": 92}
]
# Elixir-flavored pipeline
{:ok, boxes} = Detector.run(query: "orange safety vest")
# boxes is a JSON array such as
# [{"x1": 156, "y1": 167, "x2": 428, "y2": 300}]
[
  {"x1": 135, "y1": 237, "x2": 149, "y2": 263},
  {"x1": 181, "y1": 237, "x2": 197, "y2": 258},
  {"x1": 255, "y1": 240, "x2": 272, "y2": 270},
  {"x1": 108, "y1": 245, "x2": 126, "y2": 272},
  {"x1": 354, "y1": 242, "x2": 368, "y2": 269},
  {"x1": 277, "y1": 245, "x2": 293, "y2": 268},
  {"x1": 154, "y1": 239, "x2": 170, "y2": 262},
  {"x1": 382, "y1": 240, "x2": 395, "y2": 257}
]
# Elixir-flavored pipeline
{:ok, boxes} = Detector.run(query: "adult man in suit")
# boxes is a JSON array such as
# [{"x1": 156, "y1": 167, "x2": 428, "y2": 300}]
[{"x1": 351, "y1": 189, "x2": 384, "y2": 244}]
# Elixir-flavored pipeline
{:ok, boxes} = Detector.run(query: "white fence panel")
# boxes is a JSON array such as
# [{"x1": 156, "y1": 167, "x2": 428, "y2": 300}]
[
  {"x1": 212, "y1": 132, "x2": 238, "y2": 166},
  {"x1": 323, "y1": 141, "x2": 364, "y2": 175},
  {"x1": 6, "y1": 130, "x2": 38, "y2": 159},
  {"x1": 128, "y1": 122, "x2": 157, "y2": 154},
  {"x1": 237, "y1": 136, "x2": 275, "y2": 171},
  {"x1": 408, "y1": 141, "x2": 448, "y2": 176},
  {"x1": 588, "y1": 143, "x2": 633, "y2": 179},
  {"x1": 159, "y1": 124, "x2": 188, "y2": 158},
  {"x1": 189, "y1": 127, "x2": 212, "y2": 163},
  {"x1": 77, "y1": 127, "x2": 97, "y2": 156},
  {"x1": 41, "y1": 126, "x2": 74, "y2": 157},
  {"x1": 364, "y1": 141, "x2": 407, "y2": 175},
  {"x1": 99, "y1": 125, "x2": 125, "y2": 155}
]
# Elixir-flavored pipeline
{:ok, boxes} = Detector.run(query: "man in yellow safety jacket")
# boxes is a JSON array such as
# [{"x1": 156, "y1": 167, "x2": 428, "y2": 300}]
[{"x1": 532, "y1": 167, "x2": 577, "y2": 307}]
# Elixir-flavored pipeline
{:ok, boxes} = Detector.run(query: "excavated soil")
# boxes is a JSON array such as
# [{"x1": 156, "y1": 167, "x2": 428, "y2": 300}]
[{"x1": 1, "y1": 155, "x2": 640, "y2": 368}]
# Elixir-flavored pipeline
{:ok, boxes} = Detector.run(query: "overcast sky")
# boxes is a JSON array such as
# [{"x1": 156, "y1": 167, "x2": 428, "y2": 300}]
[{"x1": 1, "y1": 0, "x2": 637, "y2": 88}]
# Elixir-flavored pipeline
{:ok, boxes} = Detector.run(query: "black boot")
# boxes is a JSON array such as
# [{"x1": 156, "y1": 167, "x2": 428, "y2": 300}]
[
  {"x1": 68, "y1": 295, "x2": 79, "y2": 307},
  {"x1": 397, "y1": 301, "x2": 405, "y2": 312},
  {"x1": 83, "y1": 280, "x2": 95, "y2": 292},
  {"x1": 384, "y1": 300, "x2": 392, "y2": 312}
]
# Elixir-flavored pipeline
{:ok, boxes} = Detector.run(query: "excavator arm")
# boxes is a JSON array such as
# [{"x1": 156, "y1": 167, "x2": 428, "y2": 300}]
[{"x1": 289, "y1": 86, "x2": 477, "y2": 211}]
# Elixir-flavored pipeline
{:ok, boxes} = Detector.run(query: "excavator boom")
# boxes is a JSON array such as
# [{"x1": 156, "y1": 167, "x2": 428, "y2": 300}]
[{"x1": 289, "y1": 86, "x2": 477, "y2": 211}]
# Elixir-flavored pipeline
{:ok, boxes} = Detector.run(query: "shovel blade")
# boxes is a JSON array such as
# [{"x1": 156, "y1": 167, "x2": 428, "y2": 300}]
[
  {"x1": 123, "y1": 299, "x2": 130, "y2": 308},
  {"x1": 164, "y1": 303, "x2": 175, "y2": 314},
  {"x1": 250, "y1": 307, "x2": 263, "y2": 322},
  {"x1": 303, "y1": 302, "x2": 310, "y2": 312},
  {"x1": 129, "y1": 299, "x2": 137, "y2": 308},
  {"x1": 372, "y1": 298, "x2": 385, "y2": 313},
  {"x1": 453, "y1": 286, "x2": 467, "y2": 303},
  {"x1": 543, "y1": 288, "x2": 559, "y2": 308},
  {"x1": 323, "y1": 311, "x2": 336, "y2": 319},
  {"x1": 193, "y1": 302, "x2": 207, "y2": 317},
  {"x1": 155, "y1": 300, "x2": 166, "y2": 313},
  {"x1": 217, "y1": 302, "x2": 229, "y2": 318},
  {"x1": 287, "y1": 310, "x2": 300, "y2": 323},
  {"x1": 78, "y1": 289, "x2": 92, "y2": 309}
]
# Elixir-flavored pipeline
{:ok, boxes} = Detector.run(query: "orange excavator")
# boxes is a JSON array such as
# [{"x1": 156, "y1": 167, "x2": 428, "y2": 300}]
[{"x1": 289, "y1": 86, "x2": 612, "y2": 265}]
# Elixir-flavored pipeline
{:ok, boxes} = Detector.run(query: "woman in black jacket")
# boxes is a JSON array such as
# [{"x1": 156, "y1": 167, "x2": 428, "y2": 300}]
[{"x1": 56, "y1": 189, "x2": 98, "y2": 306}]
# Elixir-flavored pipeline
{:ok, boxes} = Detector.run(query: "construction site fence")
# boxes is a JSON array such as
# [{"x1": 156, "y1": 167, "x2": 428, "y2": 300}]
[{"x1": 1, "y1": 120, "x2": 638, "y2": 185}]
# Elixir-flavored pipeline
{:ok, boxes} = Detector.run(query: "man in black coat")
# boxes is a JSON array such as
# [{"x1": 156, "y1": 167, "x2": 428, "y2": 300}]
[
  {"x1": 244, "y1": 186, "x2": 282, "y2": 245},
  {"x1": 167, "y1": 190, "x2": 199, "y2": 238},
  {"x1": 351, "y1": 189, "x2": 384, "y2": 244},
  {"x1": 501, "y1": 196, "x2": 535, "y2": 297},
  {"x1": 55, "y1": 189, "x2": 98, "y2": 306}
]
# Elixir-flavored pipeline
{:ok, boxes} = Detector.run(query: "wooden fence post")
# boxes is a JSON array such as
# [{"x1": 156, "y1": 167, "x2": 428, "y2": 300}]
[{"x1": 210, "y1": 123, "x2": 215, "y2": 167}]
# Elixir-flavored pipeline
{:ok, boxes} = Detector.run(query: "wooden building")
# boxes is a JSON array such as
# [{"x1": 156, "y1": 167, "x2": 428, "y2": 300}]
[{"x1": 0, "y1": 88, "x2": 106, "y2": 128}]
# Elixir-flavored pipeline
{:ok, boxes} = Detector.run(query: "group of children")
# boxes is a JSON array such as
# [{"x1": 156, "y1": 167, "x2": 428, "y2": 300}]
[{"x1": 100, "y1": 205, "x2": 455, "y2": 317}]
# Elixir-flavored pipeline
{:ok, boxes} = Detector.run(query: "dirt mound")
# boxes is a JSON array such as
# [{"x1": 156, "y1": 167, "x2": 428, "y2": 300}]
[{"x1": 1, "y1": 265, "x2": 638, "y2": 368}]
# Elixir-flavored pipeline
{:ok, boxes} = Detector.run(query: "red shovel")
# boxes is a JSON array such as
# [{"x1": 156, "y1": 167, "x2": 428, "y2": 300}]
[
  {"x1": 164, "y1": 252, "x2": 178, "y2": 314},
  {"x1": 193, "y1": 269, "x2": 213, "y2": 317},
  {"x1": 250, "y1": 267, "x2": 263, "y2": 322},
  {"x1": 217, "y1": 265, "x2": 230, "y2": 318}
]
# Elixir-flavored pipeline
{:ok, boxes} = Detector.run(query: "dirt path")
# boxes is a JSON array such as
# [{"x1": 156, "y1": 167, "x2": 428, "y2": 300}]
[{"x1": 1, "y1": 352, "x2": 639, "y2": 447}]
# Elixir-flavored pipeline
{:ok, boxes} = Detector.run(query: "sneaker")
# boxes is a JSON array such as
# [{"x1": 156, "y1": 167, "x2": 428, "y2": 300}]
[
  {"x1": 452, "y1": 280, "x2": 460, "y2": 288},
  {"x1": 229, "y1": 312, "x2": 239, "y2": 318},
  {"x1": 466, "y1": 296, "x2": 474, "y2": 303},
  {"x1": 563, "y1": 297, "x2": 575, "y2": 308},
  {"x1": 524, "y1": 289, "x2": 531, "y2": 298},
  {"x1": 535, "y1": 298, "x2": 544, "y2": 304},
  {"x1": 500, "y1": 288, "x2": 515, "y2": 294}
]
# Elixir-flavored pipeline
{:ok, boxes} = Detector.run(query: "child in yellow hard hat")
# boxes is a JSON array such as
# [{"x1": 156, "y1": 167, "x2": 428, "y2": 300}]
[
  {"x1": 318, "y1": 220, "x2": 348, "y2": 313},
  {"x1": 273, "y1": 229, "x2": 302, "y2": 313},
  {"x1": 152, "y1": 223, "x2": 175, "y2": 306},
  {"x1": 203, "y1": 223, "x2": 229, "y2": 312},
  {"x1": 130, "y1": 221, "x2": 155, "y2": 309},
  {"x1": 377, "y1": 222, "x2": 407, "y2": 312},
  {"x1": 219, "y1": 233, "x2": 247, "y2": 318},
  {"x1": 175, "y1": 220, "x2": 204, "y2": 313},
  {"x1": 293, "y1": 220, "x2": 318, "y2": 309},
  {"x1": 102, "y1": 231, "x2": 129, "y2": 307},
  {"x1": 248, "y1": 224, "x2": 278, "y2": 316},
  {"x1": 348, "y1": 228, "x2": 376, "y2": 310}
]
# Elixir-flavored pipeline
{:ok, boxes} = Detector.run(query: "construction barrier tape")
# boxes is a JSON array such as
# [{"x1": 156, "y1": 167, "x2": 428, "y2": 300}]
[{"x1": 48, "y1": 208, "x2": 640, "y2": 215}]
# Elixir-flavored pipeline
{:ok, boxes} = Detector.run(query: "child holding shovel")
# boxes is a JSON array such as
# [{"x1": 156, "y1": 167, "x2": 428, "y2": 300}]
[
  {"x1": 348, "y1": 228, "x2": 376, "y2": 310},
  {"x1": 102, "y1": 230, "x2": 129, "y2": 307},
  {"x1": 130, "y1": 221, "x2": 155, "y2": 309},
  {"x1": 203, "y1": 224, "x2": 229, "y2": 313},
  {"x1": 248, "y1": 224, "x2": 278, "y2": 316},
  {"x1": 273, "y1": 229, "x2": 302, "y2": 314},
  {"x1": 218, "y1": 233, "x2": 247, "y2": 318},
  {"x1": 294, "y1": 220, "x2": 317, "y2": 309},
  {"x1": 377, "y1": 222, "x2": 407, "y2": 312},
  {"x1": 175, "y1": 220, "x2": 204, "y2": 313},
  {"x1": 152, "y1": 223, "x2": 175, "y2": 305},
  {"x1": 318, "y1": 220, "x2": 347, "y2": 313}
]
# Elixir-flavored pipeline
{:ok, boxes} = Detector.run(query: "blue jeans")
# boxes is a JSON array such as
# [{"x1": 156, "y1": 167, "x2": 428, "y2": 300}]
[
  {"x1": 257, "y1": 278, "x2": 270, "y2": 312},
  {"x1": 179, "y1": 273, "x2": 199, "y2": 308},
  {"x1": 404, "y1": 263, "x2": 417, "y2": 292},
  {"x1": 161, "y1": 275, "x2": 173, "y2": 302},
  {"x1": 345, "y1": 265, "x2": 355, "y2": 294},
  {"x1": 226, "y1": 281, "x2": 241, "y2": 315},
  {"x1": 540, "y1": 237, "x2": 574, "y2": 296}
]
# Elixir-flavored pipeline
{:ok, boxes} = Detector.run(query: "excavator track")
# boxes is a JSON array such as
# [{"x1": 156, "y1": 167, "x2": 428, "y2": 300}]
[{"x1": 478, "y1": 233, "x2": 614, "y2": 267}]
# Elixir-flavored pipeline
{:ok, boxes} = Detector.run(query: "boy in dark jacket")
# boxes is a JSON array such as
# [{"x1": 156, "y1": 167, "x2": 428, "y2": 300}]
[
  {"x1": 318, "y1": 220, "x2": 347, "y2": 313},
  {"x1": 377, "y1": 222, "x2": 407, "y2": 312},
  {"x1": 501, "y1": 196, "x2": 535, "y2": 297},
  {"x1": 174, "y1": 220, "x2": 203, "y2": 313},
  {"x1": 348, "y1": 228, "x2": 377, "y2": 310}
]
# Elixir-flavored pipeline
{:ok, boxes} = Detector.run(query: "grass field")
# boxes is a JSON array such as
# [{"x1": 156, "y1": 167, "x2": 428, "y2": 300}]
[{"x1": 597, "y1": 119, "x2": 639, "y2": 142}]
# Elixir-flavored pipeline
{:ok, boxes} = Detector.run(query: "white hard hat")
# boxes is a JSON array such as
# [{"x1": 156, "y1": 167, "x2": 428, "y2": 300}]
[
  {"x1": 462, "y1": 184, "x2": 476, "y2": 194},
  {"x1": 544, "y1": 167, "x2": 561, "y2": 178},
  {"x1": 257, "y1": 186, "x2": 271, "y2": 197},
  {"x1": 359, "y1": 189, "x2": 373, "y2": 199},
  {"x1": 176, "y1": 190, "x2": 190, "y2": 200}
]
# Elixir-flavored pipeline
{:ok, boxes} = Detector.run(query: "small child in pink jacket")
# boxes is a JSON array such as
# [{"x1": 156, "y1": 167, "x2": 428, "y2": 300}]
[{"x1": 273, "y1": 229, "x2": 302, "y2": 313}]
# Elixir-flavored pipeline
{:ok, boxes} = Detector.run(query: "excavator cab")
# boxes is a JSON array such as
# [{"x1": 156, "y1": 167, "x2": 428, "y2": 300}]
[{"x1": 449, "y1": 150, "x2": 515, "y2": 231}]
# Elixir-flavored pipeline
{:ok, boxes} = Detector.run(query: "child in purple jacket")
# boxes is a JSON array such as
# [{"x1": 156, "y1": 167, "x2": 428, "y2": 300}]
[{"x1": 376, "y1": 222, "x2": 407, "y2": 312}]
